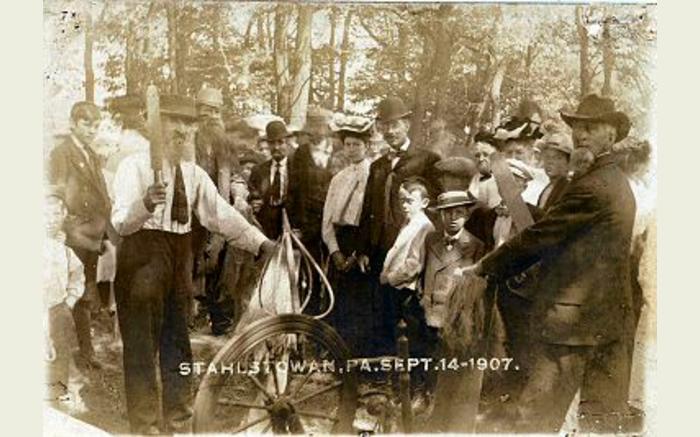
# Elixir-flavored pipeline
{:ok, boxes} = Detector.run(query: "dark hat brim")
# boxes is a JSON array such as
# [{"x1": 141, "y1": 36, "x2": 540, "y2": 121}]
[
  {"x1": 261, "y1": 132, "x2": 294, "y2": 142},
  {"x1": 376, "y1": 111, "x2": 412, "y2": 123},
  {"x1": 434, "y1": 199, "x2": 477, "y2": 210},
  {"x1": 560, "y1": 110, "x2": 631, "y2": 142}
]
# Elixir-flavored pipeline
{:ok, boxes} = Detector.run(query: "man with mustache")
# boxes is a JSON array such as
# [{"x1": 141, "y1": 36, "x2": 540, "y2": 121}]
[
  {"x1": 460, "y1": 94, "x2": 636, "y2": 433},
  {"x1": 356, "y1": 96, "x2": 441, "y2": 356},
  {"x1": 111, "y1": 95, "x2": 275, "y2": 435}
]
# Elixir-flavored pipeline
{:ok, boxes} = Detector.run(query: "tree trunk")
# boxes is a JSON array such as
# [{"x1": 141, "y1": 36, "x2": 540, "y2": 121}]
[
  {"x1": 125, "y1": 20, "x2": 137, "y2": 95},
  {"x1": 432, "y1": 5, "x2": 454, "y2": 123},
  {"x1": 410, "y1": 32, "x2": 433, "y2": 145},
  {"x1": 274, "y1": 5, "x2": 291, "y2": 118},
  {"x1": 601, "y1": 16, "x2": 614, "y2": 96},
  {"x1": 328, "y1": 7, "x2": 337, "y2": 109},
  {"x1": 83, "y1": 1, "x2": 94, "y2": 102},
  {"x1": 257, "y1": 11, "x2": 266, "y2": 50},
  {"x1": 490, "y1": 62, "x2": 507, "y2": 128},
  {"x1": 576, "y1": 6, "x2": 592, "y2": 97},
  {"x1": 336, "y1": 9, "x2": 352, "y2": 111},
  {"x1": 166, "y1": 1, "x2": 178, "y2": 94},
  {"x1": 289, "y1": 5, "x2": 313, "y2": 128}
]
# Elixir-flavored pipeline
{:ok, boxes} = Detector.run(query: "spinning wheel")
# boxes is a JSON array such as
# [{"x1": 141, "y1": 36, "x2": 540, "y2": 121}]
[{"x1": 193, "y1": 314, "x2": 358, "y2": 434}]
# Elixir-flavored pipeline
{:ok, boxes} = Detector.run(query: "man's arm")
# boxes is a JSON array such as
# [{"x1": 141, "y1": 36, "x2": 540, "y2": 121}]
[
  {"x1": 193, "y1": 166, "x2": 270, "y2": 256},
  {"x1": 478, "y1": 181, "x2": 601, "y2": 279},
  {"x1": 111, "y1": 155, "x2": 154, "y2": 236}
]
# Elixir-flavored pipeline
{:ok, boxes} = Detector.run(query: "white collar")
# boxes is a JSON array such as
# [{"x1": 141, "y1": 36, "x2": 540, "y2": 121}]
[
  {"x1": 70, "y1": 134, "x2": 88, "y2": 152},
  {"x1": 444, "y1": 228, "x2": 464, "y2": 241},
  {"x1": 399, "y1": 138, "x2": 411, "y2": 152},
  {"x1": 272, "y1": 157, "x2": 288, "y2": 168}
]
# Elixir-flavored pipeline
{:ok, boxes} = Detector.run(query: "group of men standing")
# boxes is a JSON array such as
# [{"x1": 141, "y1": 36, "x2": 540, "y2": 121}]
[{"x1": 45, "y1": 86, "x2": 645, "y2": 434}]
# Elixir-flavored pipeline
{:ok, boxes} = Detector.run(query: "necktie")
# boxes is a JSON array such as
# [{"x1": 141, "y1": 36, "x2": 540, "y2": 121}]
[
  {"x1": 171, "y1": 164, "x2": 189, "y2": 224},
  {"x1": 270, "y1": 162, "x2": 282, "y2": 205},
  {"x1": 445, "y1": 235, "x2": 458, "y2": 251}
]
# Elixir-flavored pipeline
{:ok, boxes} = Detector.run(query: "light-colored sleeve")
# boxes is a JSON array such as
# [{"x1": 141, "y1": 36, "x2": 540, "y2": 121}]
[
  {"x1": 65, "y1": 249, "x2": 85, "y2": 308},
  {"x1": 193, "y1": 166, "x2": 268, "y2": 255},
  {"x1": 111, "y1": 156, "x2": 152, "y2": 236},
  {"x1": 387, "y1": 220, "x2": 434, "y2": 287},
  {"x1": 322, "y1": 176, "x2": 341, "y2": 254}
]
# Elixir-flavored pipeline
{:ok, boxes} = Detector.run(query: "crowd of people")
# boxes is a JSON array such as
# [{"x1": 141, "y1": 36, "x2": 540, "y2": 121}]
[{"x1": 43, "y1": 87, "x2": 653, "y2": 434}]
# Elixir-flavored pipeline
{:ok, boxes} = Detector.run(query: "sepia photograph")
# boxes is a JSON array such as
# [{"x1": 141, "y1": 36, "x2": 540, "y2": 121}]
[{"x1": 42, "y1": 0, "x2": 657, "y2": 434}]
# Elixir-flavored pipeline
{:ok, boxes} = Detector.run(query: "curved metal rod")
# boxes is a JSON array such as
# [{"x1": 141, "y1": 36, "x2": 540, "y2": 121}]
[
  {"x1": 287, "y1": 224, "x2": 335, "y2": 320},
  {"x1": 298, "y1": 253, "x2": 315, "y2": 313}
]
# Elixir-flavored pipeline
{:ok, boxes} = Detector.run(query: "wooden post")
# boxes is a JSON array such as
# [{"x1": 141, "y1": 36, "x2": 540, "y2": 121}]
[{"x1": 397, "y1": 318, "x2": 413, "y2": 433}]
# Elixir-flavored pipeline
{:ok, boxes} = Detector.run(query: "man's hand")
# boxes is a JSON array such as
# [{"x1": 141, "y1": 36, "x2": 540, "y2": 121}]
[
  {"x1": 453, "y1": 262, "x2": 484, "y2": 279},
  {"x1": 357, "y1": 254, "x2": 370, "y2": 274},
  {"x1": 143, "y1": 182, "x2": 167, "y2": 212},
  {"x1": 258, "y1": 239, "x2": 276, "y2": 260},
  {"x1": 331, "y1": 251, "x2": 347, "y2": 272}
]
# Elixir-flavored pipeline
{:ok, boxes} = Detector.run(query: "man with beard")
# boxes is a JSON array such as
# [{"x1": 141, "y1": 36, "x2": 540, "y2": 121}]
[
  {"x1": 111, "y1": 94, "x2": 275, "y2": 434},
  {"x1": 356, "y1": 96, "x2": 440, "y2": 356},
  {"x1": 468, "y1": 132, "x2": 501, "y2": 208},
  {"x1": 460, "y1": 94, "x2": 636, "y2": 433}
]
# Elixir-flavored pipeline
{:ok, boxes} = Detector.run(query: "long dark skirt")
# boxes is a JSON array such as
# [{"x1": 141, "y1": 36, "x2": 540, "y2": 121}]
[{"x1": 326, "y1": 225, "x2": 376, "y2": 358}]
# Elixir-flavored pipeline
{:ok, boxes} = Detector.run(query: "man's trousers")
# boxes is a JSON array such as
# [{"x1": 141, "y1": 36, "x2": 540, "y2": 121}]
[{"x1": 115, "y1": 230, "x2": 194, "y2": 433}]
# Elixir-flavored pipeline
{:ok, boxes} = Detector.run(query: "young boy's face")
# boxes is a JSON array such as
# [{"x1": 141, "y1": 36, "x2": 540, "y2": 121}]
[
  {"x1": 46, "y1": 196, "x2": 66, "y2": 238},
  {"x1": 399, "y1": 187, "x2": 429, "y2": 219},
  {"x1": 441, "y1": 205, "x2": 470, "y2": 236}
]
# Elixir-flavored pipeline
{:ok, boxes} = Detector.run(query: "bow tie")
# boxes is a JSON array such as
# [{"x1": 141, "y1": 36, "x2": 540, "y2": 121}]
[
  {"x1": 385, "y1": 148, "x2": 406, "y2": 161},
  {"x1": 444, "y1": 235, "x2": 459, "y2": 250}
]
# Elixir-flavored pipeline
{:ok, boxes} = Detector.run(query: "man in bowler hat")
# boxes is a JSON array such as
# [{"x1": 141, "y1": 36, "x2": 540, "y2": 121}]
[
  {"x1": 356, "y1": 96, "x2": 441, "y2": 355},
  {"x1": 461, "y1": 93, "x2": 637, "y2": 433}
]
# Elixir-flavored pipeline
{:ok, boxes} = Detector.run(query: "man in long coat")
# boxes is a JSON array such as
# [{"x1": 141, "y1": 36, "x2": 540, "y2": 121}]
[
  {"x1": 462, "y1": 94, "x2": 637, "y2": 433},
  {"x1": 357, "y1": 96, "x2": 441, "y2": 356}
]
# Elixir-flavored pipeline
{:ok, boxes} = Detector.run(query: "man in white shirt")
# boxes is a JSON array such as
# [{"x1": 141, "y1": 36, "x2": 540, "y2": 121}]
[{"x1": 111, "y1": 94, "x2": 275, "y2": 435}]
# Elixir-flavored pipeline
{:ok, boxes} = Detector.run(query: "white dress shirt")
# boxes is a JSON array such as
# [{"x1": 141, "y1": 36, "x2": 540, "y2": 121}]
[
  {"x1": 391, "y1": 139, "x2": 411, "y2": 169},
  {"x1": 44, "y1": 237, "x2": 85, "y2": 310},
  {"x1": 322, "y1": 158, "x2": 371, "y2": 254},
  {"x1": 382, "y1": 210, "x2": 435, "y2": 291},
  {"x1": 111, "y1": 152, "x2": 267, "y2": 255}
]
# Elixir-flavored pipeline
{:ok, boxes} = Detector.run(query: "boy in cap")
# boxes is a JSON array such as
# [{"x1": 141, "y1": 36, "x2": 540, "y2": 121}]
[
  {"x1": 420, "y1": 157, "x2": 487, "y2": 432},
  {"x1": 537, "y1": 132, "x2": 573, "y2": 210},
  {"x1": 111, "y1": 94, "x2": 275, "y2": 434}
]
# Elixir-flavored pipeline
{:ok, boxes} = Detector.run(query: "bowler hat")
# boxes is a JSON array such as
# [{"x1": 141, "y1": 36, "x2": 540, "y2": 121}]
[
  {"x1": 376, "y1": 97, "x2": 412, "y2": 123},
  {"x1": 159, "y1": 94, "x2": 197, "y2": 121},
  {"x1": 560, "y1": 93, "x2": 631, "y2": 143},
  {"x1": 435, "y1": 190, "x2": 478, "y2": 210},
  {"x1": 434, "y1": 157, "x2": 479, "y2": 192},
  {"x1": 196, "y1": 87, "x2": 224, "y2": 109},
  {"x1": 262, "y1": 120, "x2": 293, "y2": 142}
]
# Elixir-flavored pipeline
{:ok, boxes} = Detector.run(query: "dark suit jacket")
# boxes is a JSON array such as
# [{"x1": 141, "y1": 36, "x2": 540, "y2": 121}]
[
  {"x1": 249, "y1": 157, "x2": 299, "y2": 240},
  {"x1": 47, "y1": 136, "x2": 114, "y2": 254},
  {"x1": 480, "y1": 155, "x2": 636, "y2": 346},
  {"x1": 358, "y1": 145, "x2": 441, "y2": 270},
  {"x1": 537, "y1": 177, "x2": 570, "y2": 211}
]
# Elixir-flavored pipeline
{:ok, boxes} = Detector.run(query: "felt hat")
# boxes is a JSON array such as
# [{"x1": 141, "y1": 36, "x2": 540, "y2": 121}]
[
  {"x1": 560, "y1": 93, "x2": 631, "y2": 143},
  {"x1": 376, "y1": 96, "x2": 412, "y2": 123},
  {"x1": 196, "y1": 87, "x2": 224, "y2": 109},
  {"x1": 300, "y1": 106, "x2": 333, "y2": 138},
  {"x1": 494, "y1": 117, "x2": 543, "y2": 142},
  {"x1": 159, "y1": 94, "x2": 197, "y2": 121},
  {"x1": 434, "y1": 157, "x2": 479, "y2": 192},
  {"x1": 435, "y1": 190, "x2": 478, "y2": 210},
  {"x1": 262, "y1": 120, "x2": 293, "y2": 142},
  {"x1": 539, "y1": 132, "x2": 574, "y2": 156}
]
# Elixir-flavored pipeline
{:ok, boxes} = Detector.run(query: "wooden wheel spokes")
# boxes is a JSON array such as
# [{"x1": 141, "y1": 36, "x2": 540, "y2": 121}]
[
  {"x1": 293, "y1": 380, "x2": 344, "y2": 405},
  {"x1": 230, "y1": 414, "x2": 271, "y2": 434},
  {"x1": 217, "y1": 398, "x2": 270, "y2": 411},
  {"x1": 295, "y1": 409, "x2": 339, "y2": 422},
  {"x1": 247, "y1": 373, "x2": 276, "y2": 402},
  {"x1": 290, "y1": 367, "x2": 318, "y2": 400}
]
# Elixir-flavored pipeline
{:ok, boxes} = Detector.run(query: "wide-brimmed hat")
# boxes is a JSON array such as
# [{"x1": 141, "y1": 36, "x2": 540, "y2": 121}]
[
  {"x1": 538, "y1": 132, "x2": 574, "y2": 156},
  {"x1": 196, "y1": 87, "x2": 224, "y2": 109},
  {"x1": 434, "y1": 157, "x2": 479, "y2": 192},
  {"x1": 376, "y1": 96, "x2": 412, "y2": 123},
  {"x1": 262, "y1": 120, "x2": 293, "y2": 142},
  {"x1": 299, "y1": 106, "x2": 333, "y2": 138},
  {"x1": 159, "y1": 94, "x2": 197, "y2": 121},
  {"x1": 435, "y1": 190, "x2": 478, "y2": 210},
  {"x1": 560, "y1": 93, "x2": 631, "y2": 143},
  {"x1": 335, "y1": 115, "x2": 373, "y2": 140}
]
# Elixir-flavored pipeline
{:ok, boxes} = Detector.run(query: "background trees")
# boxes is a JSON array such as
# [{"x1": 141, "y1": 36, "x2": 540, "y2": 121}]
[{"x1": 44, "y1": 1, "x2": 656, "y2": 143}]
